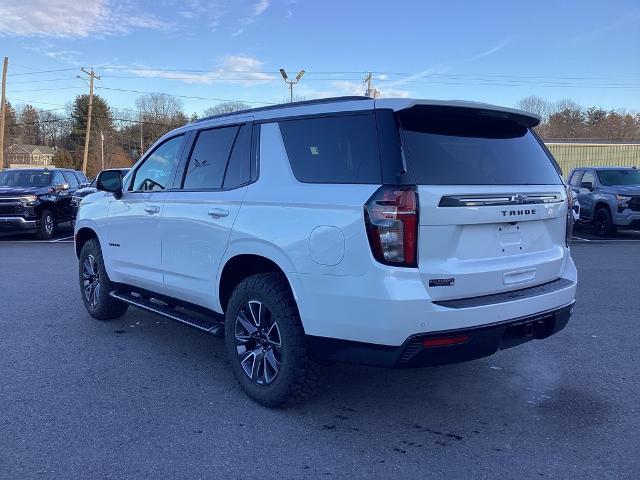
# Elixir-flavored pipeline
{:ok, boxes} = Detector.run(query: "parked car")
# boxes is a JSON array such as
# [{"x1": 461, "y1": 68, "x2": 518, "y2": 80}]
[
  {"x1": 568, "y1": 167, "x2": 640, "y2": 236},
  {"x1": 0, "y1": 167, "x2": 81, "y2": 239},
  {"x1": 71, "y1": 168, "x2": 130, "y2": 218},
  {"x1": 75, "y1": 170, "x2": 89, "y2": 188},
  {"x1": 75, "y1": 97, "x2": 577, "y2": 407}
]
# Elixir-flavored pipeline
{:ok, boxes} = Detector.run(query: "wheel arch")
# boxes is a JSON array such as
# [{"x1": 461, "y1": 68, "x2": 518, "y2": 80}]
[
  {"x1": 217, "y1": 253, "x2": 299, "y2": 318},
  {"x1": 75, "y1": 227, "x2": 99, "y2": 258},
  {"x1": 594, "y1": 201, "x2": 612, "y2": 214}
]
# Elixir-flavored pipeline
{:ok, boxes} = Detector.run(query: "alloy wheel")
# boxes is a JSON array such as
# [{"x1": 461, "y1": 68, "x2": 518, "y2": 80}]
[
  {"x1": 595, "y1": 211, "x2": 608, "y2": 235},
  {"x1": 44, "y1": 215, "x2": 54, "y2": 235},
  {"x1": 82, "y1": 255, "x2": 101, "y2": 308},
  {"x1": 234, "y1": 300, "x2": 282, "y2": 385}
]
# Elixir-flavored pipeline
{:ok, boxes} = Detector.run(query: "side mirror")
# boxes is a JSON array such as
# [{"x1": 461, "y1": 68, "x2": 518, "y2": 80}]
[
  {"x1": 96, "y1": 170, "x2": 124, "y2": 199},
  {"x1": 579, "y1": 182, "x2": 593, "y2": 192},
  {"x1": 56, "y1": 183, "x2": 70, "y2": 191},
  {"x1": 577, "y1": 187, "x2": 590, "y2": 195}
]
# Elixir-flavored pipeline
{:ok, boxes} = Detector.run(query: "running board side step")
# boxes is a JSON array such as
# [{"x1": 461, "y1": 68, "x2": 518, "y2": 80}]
[{"x1": 109, "y1": 290, "x2": 225, "y2": 337}]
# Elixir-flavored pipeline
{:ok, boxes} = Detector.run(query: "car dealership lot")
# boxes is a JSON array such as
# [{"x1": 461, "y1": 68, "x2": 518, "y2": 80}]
[{"x1": 0, "y1": 241, "x2": 639, "y2": 478}]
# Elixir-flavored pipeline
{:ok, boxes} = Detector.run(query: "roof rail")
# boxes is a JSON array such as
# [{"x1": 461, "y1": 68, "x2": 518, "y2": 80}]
[{"x1": 194, "y1": 96, "x2": 370, "y2": 123}]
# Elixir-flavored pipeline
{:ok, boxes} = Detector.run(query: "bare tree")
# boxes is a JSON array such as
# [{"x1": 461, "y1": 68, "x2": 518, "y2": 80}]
[
  {"x1": 516, "y1": 95, "x2": 551, "y2": 121},
  {"x1": 136, "y1": 93, "x2": 187, "y2": 148},
  {"x1": 203, "y1": 101, "x2": 251, "y2": 117},
  {"x1": 17, "y1": 104, "x2": 42, "y2": 144},
  {"x1": 38, "y1": 109, "x2": 66, "y2": 147}
]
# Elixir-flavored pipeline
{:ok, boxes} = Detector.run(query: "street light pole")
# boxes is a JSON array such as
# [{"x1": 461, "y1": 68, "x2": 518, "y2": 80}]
[{"x1": 279, "y1": 69, "x2": 305, "y2": 103}]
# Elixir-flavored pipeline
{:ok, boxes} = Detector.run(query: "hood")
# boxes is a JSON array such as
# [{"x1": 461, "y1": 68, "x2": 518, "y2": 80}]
[
  {"x1": 0, "y1": 186, "x2": 50, "y2": 197},
  {"x1": 74, "y1": 186, "x2": 98, "y2": 197}
]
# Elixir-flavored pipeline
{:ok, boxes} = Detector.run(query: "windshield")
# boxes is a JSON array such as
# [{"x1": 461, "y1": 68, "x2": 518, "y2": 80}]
[
  {"x1": 597, "y1": 169, "x2": 640, "y2": 186},
  {"x1": 0, "y1": 170, "x2": 52, "y2": 188},
  {"x1": 397, "y1": 107, "x2": 562, "y2": 185}
]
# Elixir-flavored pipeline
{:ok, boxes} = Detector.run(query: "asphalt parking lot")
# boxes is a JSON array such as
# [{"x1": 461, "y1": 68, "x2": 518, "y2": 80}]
[{"x1": 1, "y1": 235, "x2": 639, "y2": 479}]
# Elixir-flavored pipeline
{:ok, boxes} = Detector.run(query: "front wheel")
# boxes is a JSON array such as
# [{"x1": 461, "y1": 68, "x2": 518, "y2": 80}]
[
  {"x1": 79, "y1": 239, "x2": 129, "y2": 320},
  {"x1": 594, "y1": 207, "x2": 617, "y2": 237},
  {"x1": 225, "y1": 273, "x2": 323, "y2": 407},
  {"x1": 35, "y1": 209, "x2": 56, "y2": 240}
]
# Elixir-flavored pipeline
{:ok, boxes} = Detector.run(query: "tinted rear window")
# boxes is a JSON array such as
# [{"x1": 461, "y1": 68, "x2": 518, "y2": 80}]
[
  {"x1": 279, "y1": 114, "x2": 381, "y2": 184},
  {"x1": 398, "y1": 109, "x2": 561, "y2": 185}
]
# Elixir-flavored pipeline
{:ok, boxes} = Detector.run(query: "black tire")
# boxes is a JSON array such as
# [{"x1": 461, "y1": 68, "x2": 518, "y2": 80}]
[
  {"x1": 35, "y1": 209, "x2": 56, "y2": 240},
  {"x1": 79, "y1": 239, "x2": 129, "y2": 320},
  {"x1": 225, "y1": 273, "x2": 323, "y2": 408},
  {"x1": 594, "y1": 206, "x2": 617, "y2": 237}
]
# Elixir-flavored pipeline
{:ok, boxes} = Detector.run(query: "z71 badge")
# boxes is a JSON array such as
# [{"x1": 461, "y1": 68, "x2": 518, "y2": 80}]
[{"x1": 429, "y1": 278, "x2": 455, "y2": 287}]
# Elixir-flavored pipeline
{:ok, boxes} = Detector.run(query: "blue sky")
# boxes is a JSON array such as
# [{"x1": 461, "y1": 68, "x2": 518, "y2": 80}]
[{"x1": 1, "y1": 0, "x2": 639, "y2": 115}]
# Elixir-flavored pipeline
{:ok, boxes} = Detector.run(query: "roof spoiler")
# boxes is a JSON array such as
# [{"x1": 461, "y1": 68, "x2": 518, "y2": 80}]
[{"x1": 385, "y1": 99, "x2": 541, "y2": 128}]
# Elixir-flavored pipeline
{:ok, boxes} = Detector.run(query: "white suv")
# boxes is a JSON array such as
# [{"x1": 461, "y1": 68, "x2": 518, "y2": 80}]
[{"x1": 75, "y1": 97, "x2": 577, "y2": 407}]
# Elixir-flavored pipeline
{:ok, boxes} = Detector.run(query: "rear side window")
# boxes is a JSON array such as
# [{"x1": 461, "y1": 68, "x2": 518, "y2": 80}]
[
  {"x1": 52, "y1": 171, "x2": 65, "y2": 186},
  {"x1": 182, "y1": 126, "x2": 240, "y2": 190},
  {"x1": 62, "y1": 171, "x2": 79, "y2": 187},
  {"x1": 398, "y1": 108, "x2": 562, "y2": 185},
  {"x1": 279, "y1": 114, "x2": 381, "y2": 184},
  {"x1": 581, "y1": 171, "x2": 595, "y2": 188},
  {"x1": 75, "y1": 171, "x2": 87, "y2": 183},
  {"x1": 569, "y1": 170, "x2": 583, "y2": 187},
  {"x1": 223, "y1": 124, "x2": 252, "y2": 189}
]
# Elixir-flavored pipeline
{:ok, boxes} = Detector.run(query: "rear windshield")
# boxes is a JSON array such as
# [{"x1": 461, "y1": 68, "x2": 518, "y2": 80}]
[
  {"x1": 0, "y1": 170, "x2": 52, "y2": 188},
  {"x1": 398, "y1": 108, "x2": 562, "y2": 185},
  {"x1": 597, "y1": 169, "x2": 640, "y2": 186}
]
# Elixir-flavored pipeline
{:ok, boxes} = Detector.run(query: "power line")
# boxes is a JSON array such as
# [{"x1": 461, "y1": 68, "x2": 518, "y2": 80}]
[
  {"x1": 9, "y1": 76, "x2": 82, "y2": 85},
  {"x1": 95, "y1": 86, "x2": 276, "y2": 105},
  {"x1": 7, "y1": 86, "x2": 85, "y2": 93},
  {"x1": 7, "y1": 68, "x2": 79, "y2": 76}
]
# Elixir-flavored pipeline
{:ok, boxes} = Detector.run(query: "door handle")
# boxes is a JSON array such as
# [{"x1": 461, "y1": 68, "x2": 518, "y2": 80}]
[
  {"x1": 208, "y1": 208, "x2": 229, "y2": 218},
  {"x1": 145, "y1": 205, "x2": 160, "y2": 214}
]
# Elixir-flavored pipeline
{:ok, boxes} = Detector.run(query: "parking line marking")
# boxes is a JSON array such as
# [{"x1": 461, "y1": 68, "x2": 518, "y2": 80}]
[
  {"x1": 571, "y1": 236, "x2": 591, "y2": 242},
  {"x1": 51, "y1": 236, "x2": 74, "y2": 242}
]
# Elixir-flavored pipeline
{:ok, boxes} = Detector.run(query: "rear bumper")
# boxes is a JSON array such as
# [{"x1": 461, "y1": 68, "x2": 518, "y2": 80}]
[
  {"x1": 308, "y1": 302, "x2": 574, "y2": 368},
  {"x1": 291, "y1": 253, "x2": 577, "y2": 346},
  {"x1": 0, "y1": 216, "x2": 37, "y2": 231}
]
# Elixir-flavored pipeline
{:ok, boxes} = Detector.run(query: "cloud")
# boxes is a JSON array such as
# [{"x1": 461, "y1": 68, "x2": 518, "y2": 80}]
[
  {"x1": 234, "y1": 0, "x2": 270, "y2": 35},
  {"x1": 379, "y1": 36, "x2": 511, "y2": 91},
  {"x1": 382, "y1": 63, "x2": 454, "y2": 88},
  {"x1": 175, "y1": 0, "x2": 224, "y2": 31},
  {"x1": 253, "y1": 0, "x2": 270, "y2": 16},
  {"x1": 285, "y1": 10, "x2": 293, "y2": 19},
  {"x1": 0, "y1": 0, "x2": 167, "y2": 37},
  {"x1": 24, "y1": 40, "x2": 81, "y2": 64},
  {"x1": 569, "y1": 11, "x2": 640, "y2": 44},
  {"x1": 105, "y1": 55, "x2": 276, "y2": 86},
  {"x1": 472, "y1": 36, "x2": 511, "y2": 60}
]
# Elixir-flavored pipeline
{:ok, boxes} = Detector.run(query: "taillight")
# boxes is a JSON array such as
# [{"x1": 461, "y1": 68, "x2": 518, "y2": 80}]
[
  {"x1": 565, "y1": 185, "x2": 574, "y2": 246},
  {"x1": 364, "y1": 186, "x2": 418, "y2": 267}
]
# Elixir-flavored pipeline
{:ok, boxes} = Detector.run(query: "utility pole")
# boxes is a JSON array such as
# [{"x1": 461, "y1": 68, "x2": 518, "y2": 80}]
[
  {"x1": 139, "y1": 116, "x2": 144, "y2": 155},
  {"x1": 279, "y1": 68, "x2": 305, "y2": 103},
  {"x1": 363, "y1": 72, "x2": 380, "y2": 99},
  {"x1": 0, "y1": 57, "x2": 8, "y2": 170},
  {"x1": 100, "y1": 130, "x2": 105, "y2": 170},
  {"x1": 78, "y1": 67, "x2": 100, "y2": 174}
]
